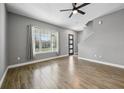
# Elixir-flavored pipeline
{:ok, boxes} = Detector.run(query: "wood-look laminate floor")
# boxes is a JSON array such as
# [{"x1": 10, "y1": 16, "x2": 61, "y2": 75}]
[{"x1": 1, "y1": 56, "x2": 124, "y2": 89}]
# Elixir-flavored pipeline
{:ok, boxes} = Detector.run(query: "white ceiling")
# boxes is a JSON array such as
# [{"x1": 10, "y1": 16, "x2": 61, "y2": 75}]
[{"x1": 6, "y1": 3, "x2": 124, "y2": 31}]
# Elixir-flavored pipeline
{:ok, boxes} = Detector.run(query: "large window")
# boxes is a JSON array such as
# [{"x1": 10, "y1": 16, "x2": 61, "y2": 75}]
[{"x1": 32, "y1": 26, "x2": 59, "y2": 54}]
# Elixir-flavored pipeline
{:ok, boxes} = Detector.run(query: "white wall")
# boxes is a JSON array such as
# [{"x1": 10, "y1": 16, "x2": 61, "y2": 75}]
[
  {"x1": 0, "y1": 3, "x2": 8, "y2": 80},
  {"x1": 78, "y1": 9, "x2": 124, "y2": 66}
]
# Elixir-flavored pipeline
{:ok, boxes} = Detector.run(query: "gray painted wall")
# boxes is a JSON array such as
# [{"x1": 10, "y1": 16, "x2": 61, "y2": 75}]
[
  {"x1": 78, "y1": 9, "x2": 124, "y2": 66},
  {"x1": 8, "y1": 12, "x2": 78, "y2": 65},
  {"x1": 0, "y1": 4, "x2": 8, "y2": 80}
]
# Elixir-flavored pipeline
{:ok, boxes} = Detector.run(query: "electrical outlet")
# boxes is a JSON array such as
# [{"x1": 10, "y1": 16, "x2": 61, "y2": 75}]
[
  {"x1": 17, "y1": 57, "x2": 21, "y2": 61},
  {"x1": 94, "y1": 54, "x2": 97, "y2": 57}
]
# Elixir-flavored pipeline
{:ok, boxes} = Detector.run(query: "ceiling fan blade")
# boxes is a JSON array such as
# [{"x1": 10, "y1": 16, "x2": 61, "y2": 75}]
[
  {"x1": 69, "y1": 12, "x2": 73, "y2": 18},
  {"x1": 72, "y1": 3, "x2": 77, "y2": 8},
  {"x1": 60, "y1": 9, "x2": 72, "y2": 12},
  {"x1": 77, "y1": 10, "x2": 85, "y2": 15},
  {"x1": 77, "y1": 3, "x2": 90, "y2": 9}
]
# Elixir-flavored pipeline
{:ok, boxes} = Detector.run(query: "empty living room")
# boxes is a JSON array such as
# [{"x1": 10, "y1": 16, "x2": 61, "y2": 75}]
[{"x1": 1, "y1": 0, "x2": 124, "y2": 92}]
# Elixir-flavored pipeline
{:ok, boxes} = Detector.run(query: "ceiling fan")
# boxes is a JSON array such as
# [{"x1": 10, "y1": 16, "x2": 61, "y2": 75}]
[{"x1": 60, "y1": 3, "x2": 90, "y2": 18}]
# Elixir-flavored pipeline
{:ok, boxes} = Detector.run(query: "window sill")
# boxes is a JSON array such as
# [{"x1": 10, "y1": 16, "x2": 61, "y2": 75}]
[{"x1": 33, "y1": 51, "x2": 59, "y2": 55}]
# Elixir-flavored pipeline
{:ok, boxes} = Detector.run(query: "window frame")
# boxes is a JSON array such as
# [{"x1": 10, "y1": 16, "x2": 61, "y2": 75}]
[{"x1": 31, "y1": 26, "x2": 59, "y2": 55}]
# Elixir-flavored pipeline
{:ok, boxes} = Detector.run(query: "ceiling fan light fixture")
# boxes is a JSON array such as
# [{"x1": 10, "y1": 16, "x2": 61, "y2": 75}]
[
  {"x1": 60, "y1": 3, "x2": 90, "y2": 18},
  {"x1": 73, "y1": 10, "x2": 78, "y2": 14}
]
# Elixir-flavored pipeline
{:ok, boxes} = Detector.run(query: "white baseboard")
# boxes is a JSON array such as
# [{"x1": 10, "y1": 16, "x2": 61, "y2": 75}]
[
  {"x1": 78, "y1": 57, "x2": 124, "y2": 69},
  {"x1": 8, "y1": 54, "x2": 68, "y2": 69},
  {"x1": 0, "y1": 67, "x2": 9, "y2": 88}
]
